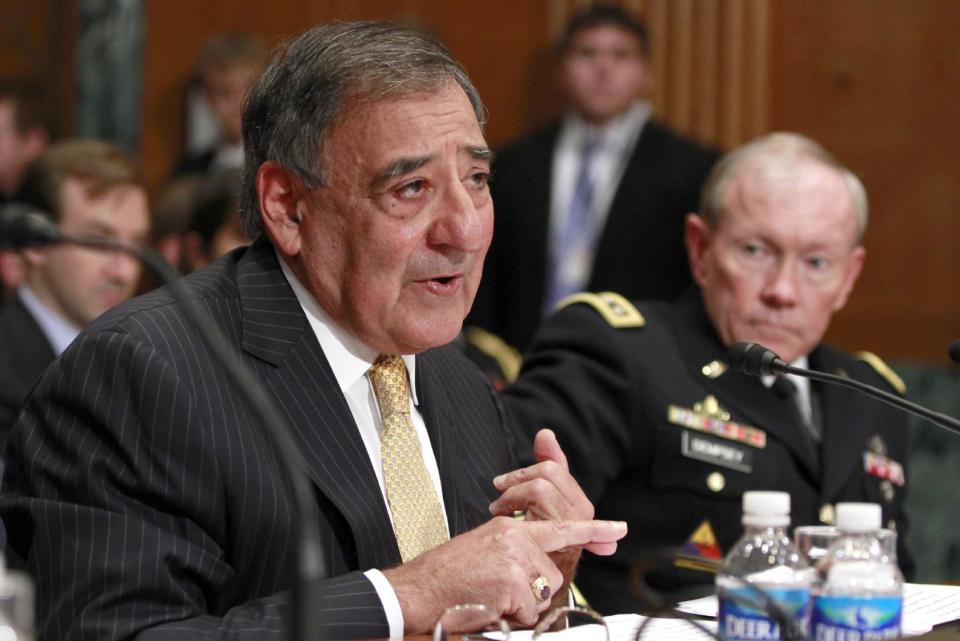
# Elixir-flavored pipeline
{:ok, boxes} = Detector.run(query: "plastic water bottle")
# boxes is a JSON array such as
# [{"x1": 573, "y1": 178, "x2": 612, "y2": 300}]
[
  {"x1": 716, "y1": 491, "x2": 812, "y2": 641},
  {"x1": 810, "y1": 503, "x2": 903, "y2": 641}
]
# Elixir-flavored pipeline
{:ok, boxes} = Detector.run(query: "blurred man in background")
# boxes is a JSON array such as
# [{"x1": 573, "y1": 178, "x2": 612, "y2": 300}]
[
  {"x1": 469, "y1": 5, "x2": 719, "y2": 353},
  {"x1": 0, "y1": 78, "x2": 55, "y2": 301},
  {"x1": 0, "y1": 139, "x2": 150, "y2": 442},
  {"x1": 172, "y1": 32, "x2": 267, "y2": 177}
]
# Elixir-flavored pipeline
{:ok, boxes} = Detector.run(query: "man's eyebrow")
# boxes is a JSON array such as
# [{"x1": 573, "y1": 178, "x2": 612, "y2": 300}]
[
  {"x1": 467, "y1": 146, "x2": 495, "y2": 163},
  {"x1": 372, "y1": 155, "x2": 433, "y2": 191}
]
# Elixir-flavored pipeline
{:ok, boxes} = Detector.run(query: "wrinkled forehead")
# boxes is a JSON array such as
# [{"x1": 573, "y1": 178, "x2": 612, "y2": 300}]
[{"x1": 721, "y1": 157, "x2": 858, "y2": 235}]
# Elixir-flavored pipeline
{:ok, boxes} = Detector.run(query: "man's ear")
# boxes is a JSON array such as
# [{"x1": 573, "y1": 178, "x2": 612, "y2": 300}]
[
  {"x1": 684, "y1": 213, "x2": 712, "y2": 287},
  {"x1": 257, "y1": 161, "x2": 306, "y2": 257}
]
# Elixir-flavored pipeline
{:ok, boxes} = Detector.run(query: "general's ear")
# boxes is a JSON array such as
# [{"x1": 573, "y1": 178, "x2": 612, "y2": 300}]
[
  {"x1": 257, "y1": 161, "x2": 306, "y2": 257},
  {"x1": 684, "y1": 213, "x2": 712, "y2": 287}
]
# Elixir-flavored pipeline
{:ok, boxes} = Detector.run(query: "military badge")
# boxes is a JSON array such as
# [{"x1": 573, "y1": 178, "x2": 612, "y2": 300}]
[
  {"x1": 668, "y1": 396, "x2": 766, "y2": 448},
  {"x1": 863, "y1": 451, "x2": 905, "y2": 487},
  {"x1": 676, "y1": 520, "x2": 723, "y2": 572}
]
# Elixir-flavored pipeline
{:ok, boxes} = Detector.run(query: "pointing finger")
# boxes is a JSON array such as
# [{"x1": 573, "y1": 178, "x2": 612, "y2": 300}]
[{"x1": 523, "y1": 519, "x2": 627, "y2": 553}]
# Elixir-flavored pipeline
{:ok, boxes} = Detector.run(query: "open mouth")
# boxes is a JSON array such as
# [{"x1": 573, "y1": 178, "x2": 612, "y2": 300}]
[{"x1": 417, "y1": 274, "x2": 462, "y2": 296}]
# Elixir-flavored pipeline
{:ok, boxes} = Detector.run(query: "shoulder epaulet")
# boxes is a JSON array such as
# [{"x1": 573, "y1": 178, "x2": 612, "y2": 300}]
[
  {"x1": 463, "y1": 326, "x2": 522, "y2": 383},
  {"x1": 855, "y1": 351, "x2": 906, "y2": 395},
  {"x1": 556, "y1": 291, "x2": 645, "y2": 329}
]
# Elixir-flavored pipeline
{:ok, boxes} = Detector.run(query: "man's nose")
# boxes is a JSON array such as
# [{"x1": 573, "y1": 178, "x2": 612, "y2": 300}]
[
  {"x1": 760, "y1": 258, "x2": 800, "y2": 307},
  {"x1": 104, "y1": 249, "x2": 141, "y2": 285},
  {"x1": 430, "y1": 180, "x2": 490, "y2": 253}
]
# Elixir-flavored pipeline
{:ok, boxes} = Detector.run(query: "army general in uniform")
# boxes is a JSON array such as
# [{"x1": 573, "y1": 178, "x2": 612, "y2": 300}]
[{"x1": 502, "y1": 132, "x2": 910, "y2": 615}]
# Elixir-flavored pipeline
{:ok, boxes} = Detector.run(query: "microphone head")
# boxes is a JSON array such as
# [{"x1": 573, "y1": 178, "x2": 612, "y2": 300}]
[
  {"x1": 950, "y1": 340, "x2": 960, "y2": 364},
  {"x1": 0, "y1": 202, "x2": 62, "y2": 249},
  {"x1": 727, "y1": 341, "x2": 786, "y2": 377}
]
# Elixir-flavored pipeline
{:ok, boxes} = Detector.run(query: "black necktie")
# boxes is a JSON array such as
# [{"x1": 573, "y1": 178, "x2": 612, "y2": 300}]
[{"x1": 772, "y1": 375, "x2": 822, "y2": 443}]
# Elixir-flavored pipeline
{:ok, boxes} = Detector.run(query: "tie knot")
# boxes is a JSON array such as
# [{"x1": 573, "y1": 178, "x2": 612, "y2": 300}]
[
  {"x1": 369, "y1": 354, "x2": 410, "y2": 417},
  {"x1": 581, "y1": 135, "x2": 601, "y2": 160},
  {"x1": 772, "y1": 375, "x2": 799, "y2": 399}
]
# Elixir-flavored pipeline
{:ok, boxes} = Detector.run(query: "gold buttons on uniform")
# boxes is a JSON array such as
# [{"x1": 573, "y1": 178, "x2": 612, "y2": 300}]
[
  {"x1": 819, "y1": 504, "x2": 835, "y2": 525},
  {"x1": 706, "y1": 472, "x2": 726, "y2": 492},
  {"x1": 701, "y1": 360, "x2": 727, "y2": 379},
  {"x1": 887, "y1": 520, "x2": 897, "y2": 531}
]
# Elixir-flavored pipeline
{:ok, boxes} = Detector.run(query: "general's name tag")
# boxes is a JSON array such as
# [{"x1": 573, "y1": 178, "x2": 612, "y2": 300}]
[{"x1": 681, "y1": 430, "x2": 754, "y2": 473}]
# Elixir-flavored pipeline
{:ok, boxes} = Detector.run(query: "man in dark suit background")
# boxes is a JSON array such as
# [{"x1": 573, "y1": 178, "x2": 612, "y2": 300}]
[
  {"x1": 0, "y1": 78, "x2": 55, "y2": 303},
  {"x1": 469, "y1": 5, "x2": 720, "y2": 353},
  {"x1": 1, "y1": 22, "x2": 626, "y2": 640},
  {"x1": 502, "y1": 133, "x2": 910, "y2": 614},
  {"x1": 0, "y1": 139, "x2": 150, "y2": 445}
]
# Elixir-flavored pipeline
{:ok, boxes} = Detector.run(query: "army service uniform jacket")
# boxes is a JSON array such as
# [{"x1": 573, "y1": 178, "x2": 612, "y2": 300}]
[{"x1": 502, "y1": 290, "x2": 910, "y2": 615}]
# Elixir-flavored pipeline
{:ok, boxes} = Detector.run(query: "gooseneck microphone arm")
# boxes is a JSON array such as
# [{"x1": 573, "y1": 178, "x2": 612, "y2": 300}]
[
  {"x1": 3, "y1": 207, "x2": 324, "y2": 641},
  {"x1": 728, "y1": 341, "x2": 960, "y2": 436}
]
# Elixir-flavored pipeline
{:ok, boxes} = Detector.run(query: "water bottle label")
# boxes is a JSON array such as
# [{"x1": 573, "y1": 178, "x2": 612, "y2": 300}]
[
  {"x1": 811, "y1": 595, "x2": 902, "y2": 640},
  {"x1": 719, "y1": 587, "x2": 810, "y2": 641}
]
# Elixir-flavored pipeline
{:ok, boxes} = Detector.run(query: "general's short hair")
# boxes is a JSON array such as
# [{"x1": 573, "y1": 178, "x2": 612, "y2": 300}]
[
  {"x1": 698, "y1": 132, "x2": 869, "y2": 241},
  {"x1": 557, "y1": 4, "x2": 649, "y2": 57},
  {"x1": 240, "y1": 21, "x2": 487, "y2": 238},
  {"x1": 0, "y1": 78, "x2": 56, "y2": 138},
  {"x1": 17, "y1": 139, "x2": 142, "y2": 223}
]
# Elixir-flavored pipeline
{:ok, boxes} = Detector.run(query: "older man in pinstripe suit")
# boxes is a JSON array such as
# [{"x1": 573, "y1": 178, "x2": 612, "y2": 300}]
[{"x1": 1, "y1": 21, "x2": 626, "y2": 641}]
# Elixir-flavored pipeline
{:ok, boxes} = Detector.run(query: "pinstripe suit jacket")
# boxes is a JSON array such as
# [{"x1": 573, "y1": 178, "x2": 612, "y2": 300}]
[{"x1": 1, "y1": 237, "x2": 515, "y2": 640}]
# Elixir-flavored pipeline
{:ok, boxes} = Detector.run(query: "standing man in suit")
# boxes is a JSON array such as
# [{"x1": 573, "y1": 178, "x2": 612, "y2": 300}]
[
  {"x1": 469, "y1": 5, "x2": 720, "y2": 353},
  {"x1": 0, "y1": 139, "x2": 150, "y2": 444},
  {"x1": 172, "y1": 32, "x2": 267, "y2": 178},
  {"x1": 1, "y1": 22, "x2": 626, "y2": 640},
  {"x1": 503, "y1": 133, "x2": 910, "y2": 614}
]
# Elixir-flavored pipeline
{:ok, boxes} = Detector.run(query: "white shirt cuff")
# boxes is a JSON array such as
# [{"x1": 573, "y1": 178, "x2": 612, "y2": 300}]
[{"x1": 363, "y1": 568, "x2": 404, "y2": 639}]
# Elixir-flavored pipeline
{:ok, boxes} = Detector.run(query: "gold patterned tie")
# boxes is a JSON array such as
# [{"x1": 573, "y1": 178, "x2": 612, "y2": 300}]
[{"x1": 368, "y1": 354, "x2": 449, "y2": 562}]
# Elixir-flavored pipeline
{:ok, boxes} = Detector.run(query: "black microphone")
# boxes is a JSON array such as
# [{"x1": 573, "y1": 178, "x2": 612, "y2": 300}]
[
  {"x1": 0, "y1": 203, "x2": 62, "y2": 249},
  {"x1": 949, "y1": 340, "x2": 960, "y2": 364},
  {"x1": 727, "y1": 341, "x2": 960, "y2": 435},
  {"x1": 25, "y1": 225, "x2": 325, "y2": 641}
]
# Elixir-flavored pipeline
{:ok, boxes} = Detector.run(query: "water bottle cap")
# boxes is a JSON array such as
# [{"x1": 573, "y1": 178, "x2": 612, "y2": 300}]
[
  {"x1": 835, "y1": 502, "x2": 881, "y2": 532},
  {"x1": 741, "y1": 491, "x2": 791, "y2": 527}
]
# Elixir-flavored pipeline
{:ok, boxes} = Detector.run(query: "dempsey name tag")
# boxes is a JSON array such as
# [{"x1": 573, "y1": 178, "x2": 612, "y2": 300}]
[{"x1": 682, "y1": 430, "x2": 754, "y2": 473}]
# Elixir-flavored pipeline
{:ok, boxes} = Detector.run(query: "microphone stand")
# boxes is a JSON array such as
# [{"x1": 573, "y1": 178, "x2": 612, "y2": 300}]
[
  {"x1": 60, "y1": 234, "x2": 325, "y2": 641},
  {"x1": 774, "y1": 361, "x2": 960, "y2": 436}
]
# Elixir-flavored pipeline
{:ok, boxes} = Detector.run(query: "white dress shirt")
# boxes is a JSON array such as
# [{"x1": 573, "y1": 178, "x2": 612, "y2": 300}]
[
  {"x1": 17, "y1": 284, "x2": 81, "y2": 356},
  {"x1": 548, "y1": 100, "x2": 652, "y2": 291},
  {"x1": 279, "y1": 256, "x2": 448, "y2": 639}
]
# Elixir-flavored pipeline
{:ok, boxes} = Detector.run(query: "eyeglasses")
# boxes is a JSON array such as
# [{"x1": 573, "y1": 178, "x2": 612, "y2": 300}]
[{"x1": 433, "y1": 604, "x2": 609, "y2": 641}]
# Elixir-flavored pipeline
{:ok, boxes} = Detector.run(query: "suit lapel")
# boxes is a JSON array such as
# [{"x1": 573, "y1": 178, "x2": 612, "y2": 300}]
[
  {"x1": 236, "y1": 239, "x2": 400, "y2": 568},
  {"x1": 813, "y1": 348, "x2": 876, "y2": 502},
  {"x1": 415, "y1": 354, "x2": 472, "y2": 538},
  {"x1": 673, "y1": 293, "x2": 819, "y2": 480}
]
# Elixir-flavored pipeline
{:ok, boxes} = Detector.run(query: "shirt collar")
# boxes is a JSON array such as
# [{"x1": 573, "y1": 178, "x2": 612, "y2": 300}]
[
  {"x1": 277, "y1": 254, "x2": 419, "y2": 405},
  {"x1": 563, "y1": 99, "x2": 651, "y2": 154},
  {"x1": 762, "y1": 355, "x2": 810, "y2": 389},
  {"x1": 17, "y1": 284, "x2": 81, "y2": 356}
]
